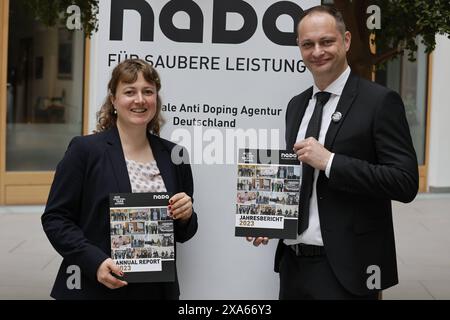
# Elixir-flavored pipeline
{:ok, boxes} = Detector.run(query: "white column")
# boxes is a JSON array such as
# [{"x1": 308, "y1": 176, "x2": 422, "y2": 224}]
[
  {"x1": 88, "y1": 31, "x2": 100, "y2": 133},
  {"x1": 428, "y1": 34, "x2": 450, "y2": 192}
]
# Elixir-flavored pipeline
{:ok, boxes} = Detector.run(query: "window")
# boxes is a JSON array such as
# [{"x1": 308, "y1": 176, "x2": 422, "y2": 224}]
[
  {"x1": 376, "y1": 42, "x2": 428, "y2": 165},
  {"x1": 6, "y1": 0, "x2": 84, "y2": 171}
]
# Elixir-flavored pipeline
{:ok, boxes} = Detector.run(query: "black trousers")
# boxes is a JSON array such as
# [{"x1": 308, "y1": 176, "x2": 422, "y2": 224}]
[{"x1": 279, "y1": 246, "x2": 379, "y2": 300}]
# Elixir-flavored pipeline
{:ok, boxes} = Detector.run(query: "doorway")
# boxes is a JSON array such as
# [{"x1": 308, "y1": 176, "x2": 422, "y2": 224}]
[{"x1": 0, "y1": 0, "x2": 89, "y2": 204}]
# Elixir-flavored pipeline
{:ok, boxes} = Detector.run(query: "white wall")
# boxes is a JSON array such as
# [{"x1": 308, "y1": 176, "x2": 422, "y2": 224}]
[{"x1": 428, "y1": 34, "x2": 450, "y2": 191}]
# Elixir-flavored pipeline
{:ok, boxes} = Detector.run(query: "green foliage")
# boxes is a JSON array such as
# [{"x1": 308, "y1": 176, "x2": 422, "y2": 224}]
[
  {"x1": 373, "y1": 0, "x2": 450, "y2": 63},
  {"x1": 24, "y1": 0, "x2": 99, "y2": 37}
]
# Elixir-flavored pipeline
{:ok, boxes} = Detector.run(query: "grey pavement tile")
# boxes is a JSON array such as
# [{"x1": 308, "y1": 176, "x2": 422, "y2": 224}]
[
  {"x1": 0, "y1": 272, "x2": 55, "y2": 290},
  {"x1": 0, "y1": 207, "x2": 13, "y2": 215},
  {"x1": 0, "y1": 252, "x2": 57, "y2": 271},
  {"x1": 0, "y1": 239, "x2": 28, "y2": 253},
  {"x1": 0, "y1": 264, "x2": 56, "y2": 288},
  {"x1": 394, "y1": 219, "x2": 430, "y2": 236},
  {"x1": 396, "y1": 242, "x2": 450, "y2": 266},
  {"x1": 415, "y1": 193, "x2": 450, "y2": 201},
  {"x1": 407, "y1": 200, "x2": 450, "y2": 216},
  {"x1": 5, "y1": 206, "x2": 45, "y2": 215},
  {"x1": 398, "y1": 265, "x2": 450, "y2": 281},
  {"x1": 383, "y1": 281, "x2": 435, "y2": 300},
  {"x1": 419, "y1": 219, "x2": 450, "y2": 239},
  {"x1": 0, "y1": 222, "x2": 45, "y2": 241},
  {"x1": 41, "y1": 254, "x2": 62, "y2": 271},
  {"x1": 8, "y1": 238, "x2": 55, "y2": 256},
  {"x1": 397, "y1": 255, "x2": 406, "y2": 266},
  {"x1": 0, "y1": 258, "x2": 58, "y2": 288},
  {"x1": 420, "y1": 280, "x2": 450, "y2": 299},
  {"x1": 0, "y1": 212, "x2": 40, "y2": 223},
  {"x1": 0, "y1": 286, "x2": 52, "y2": 300}
]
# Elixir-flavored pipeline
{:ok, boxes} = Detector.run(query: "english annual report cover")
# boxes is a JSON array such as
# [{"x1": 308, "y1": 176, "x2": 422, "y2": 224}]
[
  {"x1": 235, "y1": 149, "x2": 300, "y2": 239},
  {"x1": 109, "y1": 192, "x2": 175, "y2": 283}
]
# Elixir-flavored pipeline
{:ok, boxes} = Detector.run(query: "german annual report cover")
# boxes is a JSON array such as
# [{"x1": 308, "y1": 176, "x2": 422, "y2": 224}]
[
  {"x1": 109, "y1": 192, "x2": 174, "y2": 283},
  {"x1": 235, "y1": 149, "x2": 300, "y2": 239}
]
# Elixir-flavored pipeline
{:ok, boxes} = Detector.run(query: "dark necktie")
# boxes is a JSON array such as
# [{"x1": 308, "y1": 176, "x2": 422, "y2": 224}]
[{"x1": 298, "y1": 91, "x2": 331, "y2": 234}]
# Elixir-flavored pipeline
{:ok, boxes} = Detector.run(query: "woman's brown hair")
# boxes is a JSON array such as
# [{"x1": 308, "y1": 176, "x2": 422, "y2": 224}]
[{"x1": 96, "y1": 59, "x2": 164, "y2": 135}]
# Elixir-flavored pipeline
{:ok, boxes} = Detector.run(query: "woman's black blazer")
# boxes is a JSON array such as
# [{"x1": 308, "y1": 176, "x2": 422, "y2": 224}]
[{"x1": 42, "y1": 126, "x2": 198, "y2": 299}]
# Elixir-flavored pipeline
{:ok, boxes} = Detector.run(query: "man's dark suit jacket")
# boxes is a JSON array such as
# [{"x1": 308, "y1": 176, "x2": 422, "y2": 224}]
[
  {"x1": 275, "y1": 73, "x2": 419, "y2": 296},
  {"x1": 42, "y1": 126, "x2": 198, "y2": 299}
]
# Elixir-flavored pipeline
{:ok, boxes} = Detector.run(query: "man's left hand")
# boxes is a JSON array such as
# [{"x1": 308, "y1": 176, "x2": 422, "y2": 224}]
[{"x1": 294, "y1": 137, "x2": 332, "y2": 171}]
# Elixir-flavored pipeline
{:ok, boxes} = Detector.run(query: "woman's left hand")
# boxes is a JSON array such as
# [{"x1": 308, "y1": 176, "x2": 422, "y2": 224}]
[{"x1": 169, "y1": 192, "x2": 192, "y2": 222}]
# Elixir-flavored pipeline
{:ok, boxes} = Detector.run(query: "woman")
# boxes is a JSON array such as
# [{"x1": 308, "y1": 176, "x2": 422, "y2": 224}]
[{"x1": 42, "y1": 59, "x2": 198, "y2": 299}]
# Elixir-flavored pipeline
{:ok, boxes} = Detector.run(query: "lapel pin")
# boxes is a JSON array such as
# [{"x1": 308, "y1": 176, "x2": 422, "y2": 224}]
[{"x1": 331, "y1": 112, "x2": 342, "y2": 123}]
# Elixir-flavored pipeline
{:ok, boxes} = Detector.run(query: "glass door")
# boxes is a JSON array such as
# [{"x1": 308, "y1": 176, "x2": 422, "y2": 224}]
[
  {"x1": 375, "y1": 42, "x2": 429, "y2": 192},
  {"x1": 1, "y1": 0, "x2": 87, "y2": 204}
]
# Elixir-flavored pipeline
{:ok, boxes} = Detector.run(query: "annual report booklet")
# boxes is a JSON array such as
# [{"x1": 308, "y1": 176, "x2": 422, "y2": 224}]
[
  {"x1": 109, "y1": 192, "x2": 175, "y2": 283},
  {"x1": 235, "y1": 149, "x2": 300, "y2": 239}
]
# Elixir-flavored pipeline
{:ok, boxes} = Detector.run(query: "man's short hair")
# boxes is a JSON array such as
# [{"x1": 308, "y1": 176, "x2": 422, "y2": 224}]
[{"x1": 297, "y1": 5, "x2": 347, "y2": 36}]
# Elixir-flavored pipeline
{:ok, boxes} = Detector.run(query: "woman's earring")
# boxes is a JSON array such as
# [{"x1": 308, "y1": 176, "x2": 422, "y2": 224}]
[{"x1": 113, "y1": 108, "x2": 117, "y2": 115}]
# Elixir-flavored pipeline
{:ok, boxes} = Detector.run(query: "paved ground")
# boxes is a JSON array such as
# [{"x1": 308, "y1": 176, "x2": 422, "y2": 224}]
[{"x1": 1, "y1": 193, "x2": 449, "y2": 300}]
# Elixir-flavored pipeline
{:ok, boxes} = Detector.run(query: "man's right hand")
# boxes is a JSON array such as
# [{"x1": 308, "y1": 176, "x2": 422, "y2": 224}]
[
  {"x1": 96, "y1": 258, "x2": 128, "y2": 289},
  {"x1": 246, "y1": 237, "x2": 269, "y2": 247}
]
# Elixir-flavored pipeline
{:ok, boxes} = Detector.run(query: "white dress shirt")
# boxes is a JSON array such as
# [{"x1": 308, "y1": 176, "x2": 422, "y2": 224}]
[{"x1": 284, "y1": 66, "x2": 351, "y2": 246}]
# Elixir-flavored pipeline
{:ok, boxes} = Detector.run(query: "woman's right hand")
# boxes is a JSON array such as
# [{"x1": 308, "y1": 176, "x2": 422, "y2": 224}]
[{"x1": 96, "y1": 258, "x2": 128, "y2": 289}]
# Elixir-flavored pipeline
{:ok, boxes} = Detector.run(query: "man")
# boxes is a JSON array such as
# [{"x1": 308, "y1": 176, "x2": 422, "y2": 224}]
[{"x1": 247, "y1": 5, "x2": 418, "y2": 299}]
